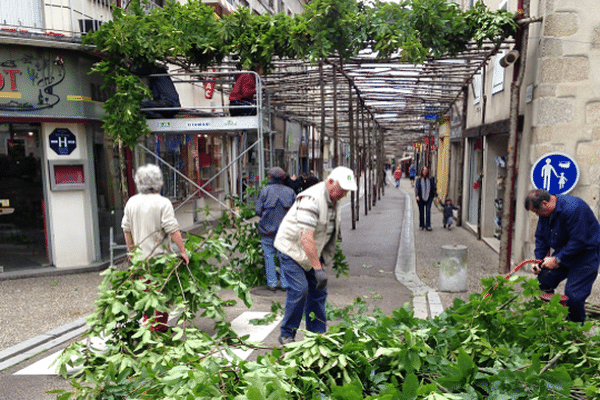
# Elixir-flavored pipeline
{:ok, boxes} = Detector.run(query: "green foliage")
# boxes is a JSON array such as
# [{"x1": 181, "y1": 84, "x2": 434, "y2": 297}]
[
  {"x1": 369, "y1": 0, "x2": 518, "y2": 63},
  {"x1": 332, "y1": 241, "x2": 350, "y2": 278},
  {"x1": 214, "y1": 185, "x2": 268, "y2": 288},
  {"x1": 249, "y1": 301, "x2": 285, "y2": 326},
  {"x1": 299, "y1": 0, "x2": 367, "y2": 62},
  {"x1": 53, "y1": 273, "x2": 600, "y2": 399},
  {"x1": 51, "y1": 230, "x2": 254, "y2": 399},
  {"x1": 84, "y1": 0, "x2": 519, "y2": 147}
]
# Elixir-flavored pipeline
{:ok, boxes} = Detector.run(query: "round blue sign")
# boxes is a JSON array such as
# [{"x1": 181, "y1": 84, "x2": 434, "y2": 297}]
[{"x1": 531, "y1": 152, "x2": 579, "y2": 195}]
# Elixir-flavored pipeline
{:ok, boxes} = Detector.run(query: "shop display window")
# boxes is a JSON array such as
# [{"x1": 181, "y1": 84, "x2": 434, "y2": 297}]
[{"x1": 141, "y1": 133, "x2": 224, "y2": 202}]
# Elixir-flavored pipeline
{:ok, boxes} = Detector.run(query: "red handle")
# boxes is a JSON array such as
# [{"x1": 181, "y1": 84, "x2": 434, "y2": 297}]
[
  {"x1": 504, "y1": 258, "x2": 542, "y2": 279},
  {"x1": 484, "y1": 259, "x2": 542, "y2": 299}
]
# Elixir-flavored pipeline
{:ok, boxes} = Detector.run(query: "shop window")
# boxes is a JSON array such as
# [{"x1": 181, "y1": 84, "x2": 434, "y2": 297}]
[
  {"x1": 197, "y1": 134, "x2": 223, "y2": 194},
  {"x1": 473, "y1": 72, "x2": 482, "y2": 105},
  {"x1": 492, "y1": 50, "x2": 505, "y2": 94},
  {"x1": 142, "y1": 134, "x2": 195, "y2": 201}
]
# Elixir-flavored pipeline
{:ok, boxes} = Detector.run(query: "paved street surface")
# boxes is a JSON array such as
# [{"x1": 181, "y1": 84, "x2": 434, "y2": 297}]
[{"x1": 0, "y1": 174, "x2": 505, "y2": 399}]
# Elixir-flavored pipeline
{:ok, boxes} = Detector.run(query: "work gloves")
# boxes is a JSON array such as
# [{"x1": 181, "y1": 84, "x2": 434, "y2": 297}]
[{"x1": 315, "y1": 268, "x2": 328, "y2": 290}]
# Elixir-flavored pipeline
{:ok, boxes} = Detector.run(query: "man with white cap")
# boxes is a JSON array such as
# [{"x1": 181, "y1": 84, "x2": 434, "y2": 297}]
[{"x1": 274, "y1": 166, "x2": 357, "y2": 344}]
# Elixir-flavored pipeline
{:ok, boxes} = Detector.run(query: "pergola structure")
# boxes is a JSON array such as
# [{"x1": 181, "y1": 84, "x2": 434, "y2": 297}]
[{"x1": 261, "y1": 39, "x2": 515, "y2": 154}]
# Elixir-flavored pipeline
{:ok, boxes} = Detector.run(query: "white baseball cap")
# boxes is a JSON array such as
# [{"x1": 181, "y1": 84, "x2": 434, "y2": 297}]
[{"x1": 328, "y1": 166, "x2": 358, "y2": 191}]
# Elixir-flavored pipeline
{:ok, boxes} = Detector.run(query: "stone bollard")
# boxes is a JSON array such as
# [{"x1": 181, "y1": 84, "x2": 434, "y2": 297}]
[{"x1": 438, "y1": 245, "x2": 468, "y2": 292}]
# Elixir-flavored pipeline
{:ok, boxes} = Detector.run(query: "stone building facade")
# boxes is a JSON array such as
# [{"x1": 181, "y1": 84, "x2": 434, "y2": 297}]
[{"x1": 458, "y1": 0, "x2": 600, "y2": 265}]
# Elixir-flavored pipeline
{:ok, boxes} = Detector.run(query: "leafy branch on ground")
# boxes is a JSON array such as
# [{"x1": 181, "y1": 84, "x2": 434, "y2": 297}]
[{"x1": 52, "y1": 270, "x2": 600, "y2": 399}]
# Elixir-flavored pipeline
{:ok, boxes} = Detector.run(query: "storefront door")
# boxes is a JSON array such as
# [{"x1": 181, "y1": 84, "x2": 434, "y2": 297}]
[
  {"x1": 467, "y1": 138, "x2": 482, "y2": 226},
  {"x1": 0, "y1": 124, "x2": 48, "y2": 271}
]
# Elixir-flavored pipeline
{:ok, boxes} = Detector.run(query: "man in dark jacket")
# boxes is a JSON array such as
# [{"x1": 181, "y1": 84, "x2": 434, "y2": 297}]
[
  {"x1": 255, "y1": 167, "x2": 296, "y2": 291},
  {"x1": 130, "y1": 63, "x2": 181, "y2": 118},
  {"x1": 525, "y1": 189, "x2": 600, "y2": 323},
  {"x1": 302, "y1": 170, "x2": 319, "y2": 191}
]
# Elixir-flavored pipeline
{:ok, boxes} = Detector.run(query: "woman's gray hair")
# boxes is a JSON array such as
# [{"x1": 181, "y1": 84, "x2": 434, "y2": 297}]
[{"x1": 134, "y1": 164, "x2": 164, "y2": 194}]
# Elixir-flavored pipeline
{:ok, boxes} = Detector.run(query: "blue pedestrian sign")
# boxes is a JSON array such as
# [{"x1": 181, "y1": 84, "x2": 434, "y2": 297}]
[{"x1": 531, "y1": 152, "x2": 579, "y2": 195}]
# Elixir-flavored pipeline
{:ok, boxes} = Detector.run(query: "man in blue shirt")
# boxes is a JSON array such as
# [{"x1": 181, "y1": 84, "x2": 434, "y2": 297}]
[
  {"x1": 255, "y1": 167, "x2": 296, "y2": 291},
  {"x1": 525, "y1": 189, "x2": 600, "y2": 323}
]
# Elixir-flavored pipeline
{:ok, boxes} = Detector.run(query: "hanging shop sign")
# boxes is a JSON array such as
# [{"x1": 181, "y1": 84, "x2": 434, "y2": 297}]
[
  {"x1": 531, "y1": 152, "x2": 579, "y2": 195},
  {"x1": 424, "y1": 106, "x2": 439, "y2": 121},
  {"x1": 0, "y1": 45, "x2": 104, "y2": 120}
]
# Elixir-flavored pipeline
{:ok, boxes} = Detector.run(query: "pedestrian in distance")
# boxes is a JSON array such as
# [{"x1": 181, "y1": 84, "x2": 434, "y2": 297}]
[
  {"x1": 299, "y1": 173, "x2": 308, "y2": 191},
  {"x1": 394, "y1": 166, "x2": 402, "y2": 188},
  {"x1": 255, "y1": 167, "x2": 297, "y2": 291},
  {"x1": 409, "y1": 163, "x2": 416, "y2": 187},
  {"x1": 439, "y1": 197, "x2": 460, "y2": 229},
  {"x1": 525, "y1": 189, "x2": 600, "y2": 323},
  {"x1": 415, "y1": 166, "x2": 437, "y2": 231},
  {"x1": 274, "y1": 166, "x2": 358, "y2": 344},
  {"x1": 121, "y1": 164, "x2": 189, "y2": 333},
  {"x1": 302, "y1": 170, "x2": 319, "y2": 191},
  {"x1": 285, "y1": 173, "x2": 303, "y2": 194}
]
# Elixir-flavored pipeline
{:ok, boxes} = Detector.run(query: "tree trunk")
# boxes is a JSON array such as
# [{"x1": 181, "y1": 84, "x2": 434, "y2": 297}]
[
  {"x1": 499, "y1": 0, "x2": 530, "y2": 273},
  {"x1": 118, "y1": 140, "x2": 129, "y2": 207}
]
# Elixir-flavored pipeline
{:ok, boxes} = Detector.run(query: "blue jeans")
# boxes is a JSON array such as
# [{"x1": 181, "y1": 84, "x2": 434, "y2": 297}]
[
  {"x1": 261, "y1": 236, "x2": 288, "y2": 288},
  {"x1": 279, "y1": 253, "x2": 327, "y2": 338},
  {"x1": 417, "y1": 197, "x2": 433, "y2": 229},
  {"x1": 444, "y1": 216, "x2": 453, "y2": 227},
  {"x1": 538, "y1": 261, "x2": 598, "y2": 323}
]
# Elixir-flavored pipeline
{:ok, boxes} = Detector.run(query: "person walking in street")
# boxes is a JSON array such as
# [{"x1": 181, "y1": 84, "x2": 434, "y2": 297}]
[
  {"x1": 274, "y1": 166, "x2": 357, "y2": 344},
  {"x1": 439, "y1": 197, "x2": 460, "y2": 229},
  {"x1": 409, "y1": 164, "x2": 416, "y2": 187},
  {"x1": 394, "y1": 166, "x2": 402, "y2": 188},
  {"x1": 121, "y1": 164, "x2": 189, "y2": 332},
  {"x1": 525, "y1": 189, "x2": 600, "y2": 323},
  {"x1": 285, "y1": 173, "x2": 303, "y2": 194},
  {"x1": 255, "y1": 167, "x2": 296, "y2": 291},
  {"x1": 302, "y1": 170, "x2": 319, "y2": 190},
  {"x1": 415, "y1": 166, "x2": 437, "y2": 231}
]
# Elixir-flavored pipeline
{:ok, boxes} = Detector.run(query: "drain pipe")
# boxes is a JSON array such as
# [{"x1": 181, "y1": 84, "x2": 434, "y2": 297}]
[{"x1": 477, "y1": 68, "x2": 487, "y2": 241}]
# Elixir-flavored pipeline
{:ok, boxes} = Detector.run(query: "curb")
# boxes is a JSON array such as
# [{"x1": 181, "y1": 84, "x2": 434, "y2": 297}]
[
  {"x1": 0, "y1": 317, "x2": 88, "y2": 371},
  {"x1": 395, "y1": 184, "x2": 443, "y2": 319},
  {"x1": 0, "y1": 262, "x2": 110, "y2": 282}
]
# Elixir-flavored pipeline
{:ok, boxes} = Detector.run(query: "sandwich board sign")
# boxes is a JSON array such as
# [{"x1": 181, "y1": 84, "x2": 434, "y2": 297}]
[{"x1": 531, "y1": 152, "x2": 579, "y2": 195}]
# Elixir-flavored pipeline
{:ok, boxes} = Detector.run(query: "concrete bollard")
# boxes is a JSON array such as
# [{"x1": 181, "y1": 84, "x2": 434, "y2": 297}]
[{"x1": 438, "y1": 245, "x2": 468, "y2": 292}]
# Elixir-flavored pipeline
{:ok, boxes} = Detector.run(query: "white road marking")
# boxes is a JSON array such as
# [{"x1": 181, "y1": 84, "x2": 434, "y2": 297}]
[{"x1": 14, "y1": 311, "x2": 281, "y2": 376}]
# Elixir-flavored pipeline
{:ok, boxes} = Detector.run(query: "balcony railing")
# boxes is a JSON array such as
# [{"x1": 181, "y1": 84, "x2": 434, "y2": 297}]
[{"x1": 0, "y1": 0, "x2": 163, "y2": 41}]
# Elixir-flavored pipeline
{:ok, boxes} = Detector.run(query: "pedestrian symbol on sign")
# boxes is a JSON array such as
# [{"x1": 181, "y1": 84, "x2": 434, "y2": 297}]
[
  {"x1": 541, "y1": 158, "x2": 558, "y2": 191},
  {"x1": 531, "y1": 152, "x2": 579, "y2": 195}
]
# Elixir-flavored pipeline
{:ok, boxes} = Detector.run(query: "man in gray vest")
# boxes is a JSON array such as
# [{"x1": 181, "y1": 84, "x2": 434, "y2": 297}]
[{"x1": 274, "y1": 166, "x2": 357, "y2": 344}]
